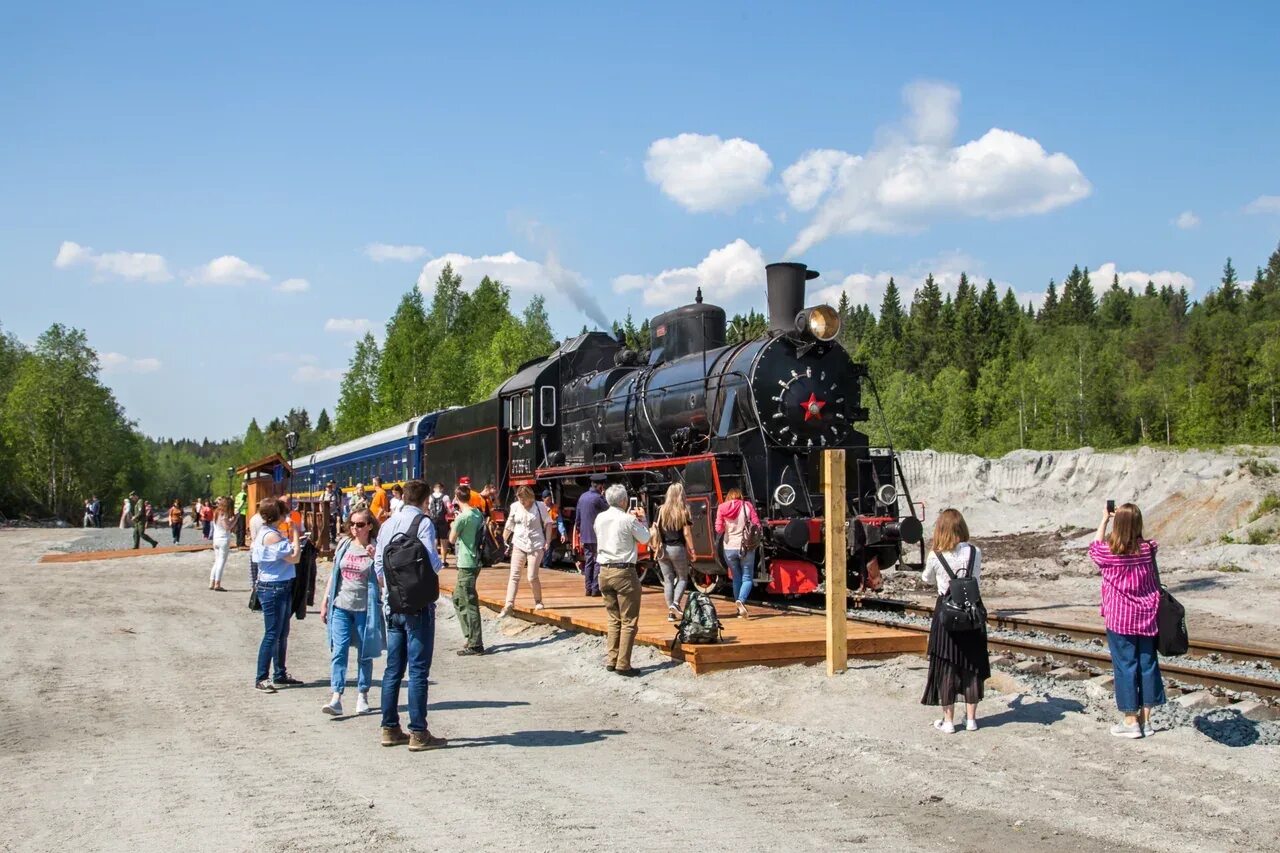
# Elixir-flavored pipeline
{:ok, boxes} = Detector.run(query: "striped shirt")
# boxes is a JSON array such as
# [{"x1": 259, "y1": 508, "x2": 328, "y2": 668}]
[{"x1": 1088, "y1": 539, "x2": 1160, "y2": 636}]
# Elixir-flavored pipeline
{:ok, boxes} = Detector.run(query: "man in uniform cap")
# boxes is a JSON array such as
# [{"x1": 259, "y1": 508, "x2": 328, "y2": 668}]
[{"x1": 573, "y1": 474, "x2": 609, "y2": 595}]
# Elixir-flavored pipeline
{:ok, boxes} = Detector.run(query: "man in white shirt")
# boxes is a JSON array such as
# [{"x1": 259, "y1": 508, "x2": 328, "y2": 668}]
[{"x1": 593, "y1": 483, "x2": 650, "y2": 676}]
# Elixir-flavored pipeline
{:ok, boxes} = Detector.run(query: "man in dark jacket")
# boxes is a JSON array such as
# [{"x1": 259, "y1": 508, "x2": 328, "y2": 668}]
[
  {"x1": 574, "y1": 474, "x2": 608, "y2": 596},
  {"x1": 131, "y1": 492, "x2": 158, "y2": 549}
]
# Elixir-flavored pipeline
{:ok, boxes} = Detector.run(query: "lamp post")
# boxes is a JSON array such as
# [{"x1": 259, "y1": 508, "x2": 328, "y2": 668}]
[
  {"x1": 204, "y1": 473, "x2": 212, "y2": 498},
  {"x1": 226, "y1": 467, "x2": 234, "y2": 497},
  {"x1": 284, "y1": 430, "x2": 298, "y2": 495}
]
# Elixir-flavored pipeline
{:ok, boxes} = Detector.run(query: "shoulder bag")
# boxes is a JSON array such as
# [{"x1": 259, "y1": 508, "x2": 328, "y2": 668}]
[{"x1": 1150, "y1": 548, "x2": 1189, "y2": 656}]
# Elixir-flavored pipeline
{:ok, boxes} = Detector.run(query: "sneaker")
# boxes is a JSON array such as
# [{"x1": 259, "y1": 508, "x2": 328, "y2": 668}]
[
  {"x1": 497, "y1": 605, "x2": 513, "y2": 618},
  {"x1": 1110, "y1": 722, "x2": 1143, "y2": 739},
  {"x1": 381, "y1": 726, "x2": 410, "y2": 747},
  {"x1": 456, "y1": 646, "x2": 485, "y2": 656},
  {"x1": 933, "y1": 719, "x2": 956, "y2": 734},
  {"x1": 606, "y1": 664, "x2": 616, "y2": 673},
  {"x1": 407, "y1": 730, "x2": 448, "y2": 752},
  {"x1": 322, "y1": 695, "x2": 343, "y2": 716},
  {"x1": 965, "y1": 719, "x2": 978, "y2": 732},
  {"x1": 1141, "y1": 722, "x2": 1156, "y2": 738},
  {"x1": 254, "y1": 680, "x2": 277, "y2": 693},
  {"x1": 667, "y1": 612, "x2": 676, "y2": 622},
  {"x1": 356, "y1": 692, "x2": 372, "y2": 715},
  {"x1": 533, "y1": 602, "x2": 545, "y2": 612}
]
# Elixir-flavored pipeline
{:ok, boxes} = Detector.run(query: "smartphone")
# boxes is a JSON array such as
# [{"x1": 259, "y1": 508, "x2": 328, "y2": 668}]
[
  {"x1": 1106, "y1": 499, "x2": 1115, "y2": 515},
  {"x1": 629, "y1": 496, "x2": 639, "y2": 511}
]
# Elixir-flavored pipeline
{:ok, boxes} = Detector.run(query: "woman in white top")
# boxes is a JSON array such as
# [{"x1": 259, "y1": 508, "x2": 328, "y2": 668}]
[
  {"x1": 919, "y1": 508, "x2": 990, "y2": 734},
  {"x1": 499, "y1": 486, "x2": 551, "y2": 617},
  {"x1": 209, "y1": 496, "x2": 235, "y2": 591}
]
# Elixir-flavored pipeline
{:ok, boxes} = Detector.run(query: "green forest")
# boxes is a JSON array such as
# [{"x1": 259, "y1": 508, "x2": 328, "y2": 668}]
[{"x1": 3, "y1": 246, "x2": 1279, "y2": 522}]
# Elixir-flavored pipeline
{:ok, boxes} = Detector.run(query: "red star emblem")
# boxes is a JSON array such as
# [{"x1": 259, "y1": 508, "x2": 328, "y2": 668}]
[{"x1": 801, "y1": 392, "x2": 826, "y2": 422}]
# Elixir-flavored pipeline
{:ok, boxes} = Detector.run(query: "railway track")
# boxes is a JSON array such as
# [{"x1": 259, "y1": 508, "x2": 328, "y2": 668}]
[{"x1": 763, "y1": 594, "x2": 1280, "y2": 701}]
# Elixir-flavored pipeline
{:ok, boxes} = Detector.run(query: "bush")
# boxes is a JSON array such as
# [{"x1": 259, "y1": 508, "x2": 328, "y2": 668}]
[
  {"x1": 1240, "y1": 458, "x2": 1280, "y2": 478},
  {"x1": 1246, "y1": 528, "x2": 1276, "y2": 546},
  {"x1": 1249, "y1": 492, "x2": 1280, "y2": 522}
]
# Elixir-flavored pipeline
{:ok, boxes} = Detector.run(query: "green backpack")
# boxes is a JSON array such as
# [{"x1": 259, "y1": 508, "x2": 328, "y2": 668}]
[{"x1": 675, "y1": 590, "x2": 723, "y2": 645}]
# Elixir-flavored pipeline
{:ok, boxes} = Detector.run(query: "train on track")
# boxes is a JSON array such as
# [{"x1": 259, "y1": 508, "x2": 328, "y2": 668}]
[{"x1": 292, "y1": 261, "x2": 924, "y2": 595}]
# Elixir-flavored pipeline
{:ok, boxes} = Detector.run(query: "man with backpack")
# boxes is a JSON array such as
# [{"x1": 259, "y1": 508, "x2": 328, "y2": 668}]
[
  {"x1": 448, "y1": 485, "x2": 486, "y2": 656},
  {"x1": 373, "y1": 479, "x2": 447, "y2": 752},
  {"x1": 427, "y1": 482, "x2": 450, "y2": 565}
]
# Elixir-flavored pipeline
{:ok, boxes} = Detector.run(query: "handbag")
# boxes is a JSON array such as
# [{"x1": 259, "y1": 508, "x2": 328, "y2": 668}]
[{"x1": 1150, "y1": 549, "x2": 1188, "y2": 656}]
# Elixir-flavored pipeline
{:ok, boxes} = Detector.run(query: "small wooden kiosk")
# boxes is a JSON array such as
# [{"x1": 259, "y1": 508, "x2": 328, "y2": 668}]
[{"x1": 236, "y1": 453, "x2": 293, "y2": 522}]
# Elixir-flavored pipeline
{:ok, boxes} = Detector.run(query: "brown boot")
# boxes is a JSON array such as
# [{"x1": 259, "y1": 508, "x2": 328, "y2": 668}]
[
  {"x1": 381, "y1": 726, "x2": 410, "y2": 747},
  {"x1": 407, "y1": 730, "x2": 447, "y2": 752}
]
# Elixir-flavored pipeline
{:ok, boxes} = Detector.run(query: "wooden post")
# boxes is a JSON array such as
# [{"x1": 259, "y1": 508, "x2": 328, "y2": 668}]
[{"x1": 823, "y1": 449, "x2": 848, "y2": 675}]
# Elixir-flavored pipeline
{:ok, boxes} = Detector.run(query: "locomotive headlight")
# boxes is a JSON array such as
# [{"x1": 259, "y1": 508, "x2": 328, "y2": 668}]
[
  {"x1": 796, "y1": 305, "x2": 841, "y2": 342},
  {"x1": 773, "y1": 484, "x2": 796, "y2": 507},
  {"x1": 875, "y1": 483, "x2": 898, "y2": 506}
]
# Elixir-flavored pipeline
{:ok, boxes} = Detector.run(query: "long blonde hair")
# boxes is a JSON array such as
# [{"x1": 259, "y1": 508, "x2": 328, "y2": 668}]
[
  {"x1": 1108, "y1": 503, "x2": 1143, "y2": 555},
  {"x1": 658, "y1": 483, "x2": 691, "y2": 531},
  {"x1": 931, "y1": 508, "x2": 969, "y2": 553}
]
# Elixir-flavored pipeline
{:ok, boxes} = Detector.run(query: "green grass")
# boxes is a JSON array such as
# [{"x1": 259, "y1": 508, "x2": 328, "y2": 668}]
[
  {"x1": 1219, "y1": 533, "x2": 1236, "y2": 544},
  {"x1": 1213, "y1": 563, "x2": 1249, "y2": 573},
  {"x1": 1240, "y1": 458, "x2": 1280, "y2": 478},
  {"x1": 1249, "y1": 492, "x2": 1280, "y2": 522},
  {"x1": 1246, "y1": 528, "x2": 1276, "y2": 546}
]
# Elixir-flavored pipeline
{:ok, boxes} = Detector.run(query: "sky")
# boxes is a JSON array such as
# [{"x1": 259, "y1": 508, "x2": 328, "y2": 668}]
[{"x1": 2, "y1": 1, "x2": 1279, "y2": 440}]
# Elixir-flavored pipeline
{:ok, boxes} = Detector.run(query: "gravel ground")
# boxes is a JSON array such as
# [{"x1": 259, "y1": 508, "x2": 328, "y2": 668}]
[
  {"x1": 49, "y1": 524, "x2": 212, "y2": 552},
  {"x1": 4, "y1": 527, "x2": 1280, "y2": 852}
]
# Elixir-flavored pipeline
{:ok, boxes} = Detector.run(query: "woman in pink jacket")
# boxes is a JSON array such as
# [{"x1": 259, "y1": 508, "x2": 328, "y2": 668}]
[{"x1": 714, "y1": 488, "x2": 761, "y2": 618}]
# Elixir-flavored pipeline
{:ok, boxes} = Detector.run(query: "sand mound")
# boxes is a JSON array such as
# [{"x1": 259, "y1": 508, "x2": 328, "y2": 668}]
[{"x1": 898, "y1": 447, "x2": 1280, "y2": 545}]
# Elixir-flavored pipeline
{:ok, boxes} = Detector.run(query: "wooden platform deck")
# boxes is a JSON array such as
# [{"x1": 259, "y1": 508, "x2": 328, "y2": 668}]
[
  {"x1": 437, "y1": 565, "x2": 925, "y2": 674},
  {"x1": 39, "y1": 543, "x2": 215, "y2": 564}
]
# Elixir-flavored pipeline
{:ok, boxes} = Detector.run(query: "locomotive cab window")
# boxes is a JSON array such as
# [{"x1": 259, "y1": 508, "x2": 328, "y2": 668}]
[
  {"x1": 503, "y1": 397, "x2": 514, "y2": 430},
  {"x1": 521, "y1": 392, "x2": 534, "y2": 430},
  {"x1": 539, "y1": 386, "x2": 556, "y2": 427}
]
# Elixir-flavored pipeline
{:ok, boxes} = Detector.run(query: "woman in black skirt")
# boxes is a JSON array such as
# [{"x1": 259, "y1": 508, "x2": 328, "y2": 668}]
[{"x1": 920, "y1": 508, "x2": 989, "y2": 733}]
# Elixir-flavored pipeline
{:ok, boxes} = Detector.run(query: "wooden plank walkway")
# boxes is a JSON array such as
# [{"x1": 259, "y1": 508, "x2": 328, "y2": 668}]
[
  {"x1": 438, "y1": 565, "x2": 924, "y2": 674},
  {"x1": 39, "y1": 543, "x2": 215, "y2": 564}
]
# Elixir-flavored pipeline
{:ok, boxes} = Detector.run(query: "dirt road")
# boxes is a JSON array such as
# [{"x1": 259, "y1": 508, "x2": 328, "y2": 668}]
[{"x1": 2, "y1": 529, "x2": 1276, "y2": 852}]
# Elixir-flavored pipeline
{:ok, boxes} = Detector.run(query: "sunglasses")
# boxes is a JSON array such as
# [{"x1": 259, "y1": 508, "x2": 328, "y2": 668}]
[{"x1": 351, "y1": 521, "x2": 369, "y2": 529}]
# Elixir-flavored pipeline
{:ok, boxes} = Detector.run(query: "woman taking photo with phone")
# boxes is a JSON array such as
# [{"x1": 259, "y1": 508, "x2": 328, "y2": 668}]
[
  {"x1": 320, "y1": 508, "x2": 385, "y2": 716},
  {"x1": 1090, "y1": 502, "x2": 1165, "y2": 738}
]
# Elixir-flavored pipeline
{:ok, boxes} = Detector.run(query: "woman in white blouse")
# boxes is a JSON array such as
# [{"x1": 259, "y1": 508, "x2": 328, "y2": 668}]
[{"x1": 499, "y1": 486, "x2": 552, "y2": 617}]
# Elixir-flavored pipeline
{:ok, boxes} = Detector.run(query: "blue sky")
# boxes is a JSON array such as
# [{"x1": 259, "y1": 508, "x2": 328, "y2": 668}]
[{"x1": 3, "y1": 1, "x2": 1279, "y2": 440}]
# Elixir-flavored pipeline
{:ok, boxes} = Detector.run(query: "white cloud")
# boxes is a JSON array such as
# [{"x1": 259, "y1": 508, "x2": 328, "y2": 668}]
[
  {"x1": 186, "y1": 255, "x2": 270, "y2": 286},
  {"x1": 783, "y1": 81, "x2": 1091, "y2": 254},
  {"x1": 1174, "y1": 210, "x2": 1200, "y2": 229},
  {"x1": 100, "y1": 352, "x2": 162, "y2": 374},
  {"x1": 644, "y1": 133, "x2": 772, "y2": 213},
  {"x1": 612, "y1": 239, "x2": 766, "y2": 307},
  {"x1": 276, "y1": 277, "x2": 310, "y2": 293},
  {"x1": 324, "y1": 318, "x2": 374, "y2": 335},
  {"x1": 292, "y1": 365, "x2": 344, "y2": 383},
  {"x1": 365, "y1": 243, "x2": 428, "y2": 263},
  {"x1": 1090, "y1": 262, "x2": 1194, "y2": 293},
  {"x1": 811, "y1": 251, "x2": 1038, "y2": 314},
  {"x1": 1244, "y1": 195, "x2": 1280, "y2": 215},
  {"x1": 53, "y1": 240, "x2": 172, "y2": 283}
]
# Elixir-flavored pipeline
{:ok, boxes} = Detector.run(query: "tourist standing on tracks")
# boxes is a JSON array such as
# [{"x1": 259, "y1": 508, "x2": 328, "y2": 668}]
[
  {"x1": 574, "y1": 474, "x2": 609, "y2": 596},
  {"x1": 1090, "y1": 503, "x2": 1165, "y2": 739},
  {"x1": 594, "y1": 483, "x2": 650, "y2": 676},
  {"x1": 919, "y1": 508, "x2": 989, "y2": 733},
  {"x1": 129, "y1": 492, "x2": 158, "y2": 549},
  {"x1": 428, "y1": 483, "x2": 450, "y2": 565},
  {"x1": 320, "y1": 508, "x2": 385, "y2": 717},
  {"x1": 715, "y1": 488, "x2": 761, "y2": 619},
  {"x1": 449, "y1": 485, "x2": 486, "y2": 655},
  {"x1": 167, "y1": 499, "x2": 183, "y2": 544},
  {"x1": 655, "y1": 483, "x2": 697, "y2": 621},
  {"x1": 234, "y1": 483, "x2": 248, "y2": 548},
  {"x1": 252, "y1": 498, "x2": 301, "y2": 693},
  {"x1": 498, "y1": 486, "x2": 551, "y2": 617},
  {"x1": 374, "y1": 479, "x2": 447, "y2": 751},
  {"x1": 370, "y1": 476, "x2": 389, "y2": 522},
  {"x1": 209, "y1": 497, "x2": 234, "y2": 591}
]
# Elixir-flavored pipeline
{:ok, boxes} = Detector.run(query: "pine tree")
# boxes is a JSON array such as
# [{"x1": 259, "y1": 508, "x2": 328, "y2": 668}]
[
  {"x1": 335, "y1": 332, "x2": 382, "y2": 440},
  {"x1": 1040, "y1": 280, "x2": 1059, "y2": 323},
  {"x1": 377, "y1": 287, "x2": 432, "y2": 422}
]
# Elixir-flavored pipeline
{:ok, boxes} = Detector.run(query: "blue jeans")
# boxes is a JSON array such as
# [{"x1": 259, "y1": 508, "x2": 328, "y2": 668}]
[
  {"x1": 330, "y1": 607, "x2": 373, "y2": 694},
  {"x1": 725, "y1": 549, "x2": 756, "y2": 603},
  {"x1": 256, "y1": 580, "x2": 294, "y2": 683},
  {"x1": 1107, "y1": 630, "x2": 1166, "y2": 713},
  {"x1": 381, "y1": 608, "x2": 436, "y2": 733}
]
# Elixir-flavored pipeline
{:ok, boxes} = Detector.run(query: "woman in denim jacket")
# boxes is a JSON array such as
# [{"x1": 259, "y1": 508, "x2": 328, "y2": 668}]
[{"x1": 320, "y1": 508, "x2": 387, "y2": 716}]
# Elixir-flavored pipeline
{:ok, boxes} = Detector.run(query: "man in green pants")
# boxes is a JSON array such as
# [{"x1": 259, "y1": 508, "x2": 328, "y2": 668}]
[
  {"x1": 449, "y1": 484, "x2": 485, "y2": 655},
  {"x1": 130, "y1": 492, "x2": 158, "y2": 549}
]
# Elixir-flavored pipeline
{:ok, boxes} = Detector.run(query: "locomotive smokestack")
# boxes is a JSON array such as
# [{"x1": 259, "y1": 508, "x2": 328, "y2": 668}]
[{"x1": 766, "y1": 262, "x2": 820, "y2": 333}]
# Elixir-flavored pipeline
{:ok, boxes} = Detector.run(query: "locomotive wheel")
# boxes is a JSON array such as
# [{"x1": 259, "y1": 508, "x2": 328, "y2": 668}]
[{"x1": 691, "y1": 571, "x2": 725, "y2": 594}]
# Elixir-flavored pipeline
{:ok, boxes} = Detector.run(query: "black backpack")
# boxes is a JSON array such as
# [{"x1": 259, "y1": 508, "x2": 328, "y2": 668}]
[
  {"x1": 427, "y1": 494, "x2": 447, "y2": 524},
  {"x1": 937, "y1": 549, "x2": 986, "y2": 632},
  {"x1": 474, "y1": 520, "x2": 502, "y2": 568},
  {"x1": 383, "y1": 515, "x2": 439, "y2": 614},
  {"x1": 674, "y1": 590, "x2": 723, "y2": 645}
]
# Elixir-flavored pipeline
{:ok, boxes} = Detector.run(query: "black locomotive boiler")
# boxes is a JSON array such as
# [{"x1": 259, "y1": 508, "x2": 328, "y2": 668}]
[{"x1": 424, "y1": 261, "x2": 924, "y2": 595}]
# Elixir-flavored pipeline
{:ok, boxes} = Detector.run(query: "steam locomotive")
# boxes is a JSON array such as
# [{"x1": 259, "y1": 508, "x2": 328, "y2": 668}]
[{"x1": 294, "y1": 261, "x2": 924, "y2": 595}]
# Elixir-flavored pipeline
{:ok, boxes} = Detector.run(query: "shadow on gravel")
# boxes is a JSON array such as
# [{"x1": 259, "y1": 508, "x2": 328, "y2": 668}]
[
  {"x1": 1193, "y1": 709, "x2": 1260, "y2": 747},
  {"x1": 484, "y1": 632, "x2": 575, "y2": 655},
  {"x1": 429, "y1": 700, "x2": 531, "y2": 711},
  {"x1": 977, "y1": 694, "x2": 1085, "y2": 729},
  {"x1": 1168, "y1": 576, "x2": 1228, "y2": 594},
  {"x1": 447, "y1": 728, "x2": 626, "y2": 749}
]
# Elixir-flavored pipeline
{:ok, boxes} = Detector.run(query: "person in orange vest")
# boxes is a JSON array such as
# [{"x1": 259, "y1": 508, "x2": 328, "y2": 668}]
[{"x1": 369, "y1": 476, "x2": 390, "y2": 522}]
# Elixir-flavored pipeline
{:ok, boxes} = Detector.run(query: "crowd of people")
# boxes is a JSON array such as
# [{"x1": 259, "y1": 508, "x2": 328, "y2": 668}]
[{"x1": 223, "y1": 471, "x2": 1166, "y2": 750}]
